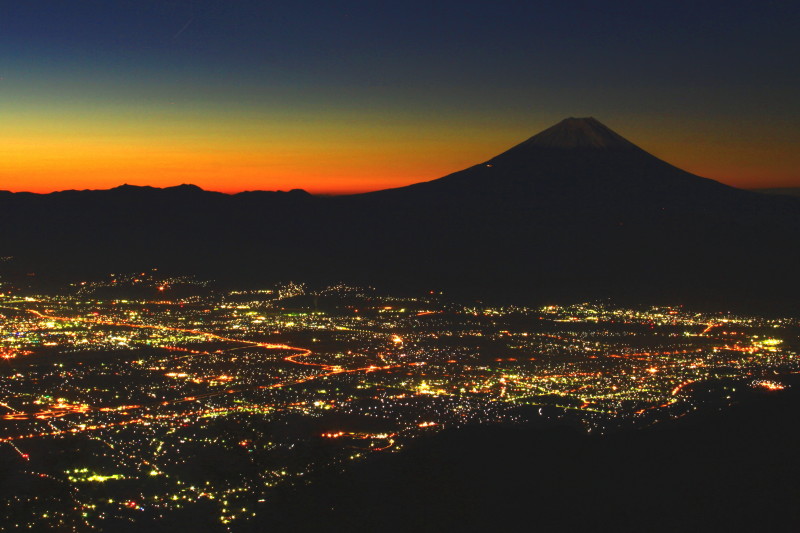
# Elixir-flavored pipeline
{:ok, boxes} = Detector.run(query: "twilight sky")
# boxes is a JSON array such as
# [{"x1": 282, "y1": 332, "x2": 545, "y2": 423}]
[{"x1": 1, "y1": 0, "x2": 798, "y2": 194}]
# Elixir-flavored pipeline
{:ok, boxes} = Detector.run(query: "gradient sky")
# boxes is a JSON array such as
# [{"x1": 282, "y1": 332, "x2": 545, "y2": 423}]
[{"x1": 1, "y1": 1, "x2": 799, "y2": 194}]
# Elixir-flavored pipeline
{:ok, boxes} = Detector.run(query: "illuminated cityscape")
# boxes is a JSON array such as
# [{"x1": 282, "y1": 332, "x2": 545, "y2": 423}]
[
  {"x1": 3, "y1": 3, "x2": 799, "y2": 531},
  {"x1": 1, "y1": 271, "x2": 797, "y2": 531}
]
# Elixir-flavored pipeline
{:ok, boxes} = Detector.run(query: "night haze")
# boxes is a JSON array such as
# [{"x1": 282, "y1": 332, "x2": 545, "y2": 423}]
[
  {"x1": 2, "y1": 3, "x2": 800, "y2": 533},
  {"x1": 2, "y1": 1, "x2": 799, "y2": 193}
]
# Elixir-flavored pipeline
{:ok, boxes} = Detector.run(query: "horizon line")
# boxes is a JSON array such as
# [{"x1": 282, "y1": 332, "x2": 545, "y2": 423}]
[
  {"x1": 1, "y1": 181, "x2": 796, "y2": 197},
  {"x1": 0, "y1": 183, "x2": 376, "y2": 197}
]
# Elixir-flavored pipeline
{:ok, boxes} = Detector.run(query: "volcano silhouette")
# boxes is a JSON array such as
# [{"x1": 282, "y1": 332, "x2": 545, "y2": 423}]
[
  {"x1": 341, "y1": 117, "x2": 800, "y2": 305},
  {"x1": 367, "y1": 117, "x2": 732, "y2": 202}
]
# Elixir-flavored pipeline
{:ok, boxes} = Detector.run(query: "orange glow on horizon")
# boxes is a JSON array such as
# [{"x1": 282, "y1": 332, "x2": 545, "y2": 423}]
[
  {"x1": 2, "y1": 123, "x2": 798, "y2": 194},
  {"x1": 3, "y1": 154, "x2": 794, "y2": 195},
  {"x1": 0, "y1": 131, "x2": 495, "y2": 195}
]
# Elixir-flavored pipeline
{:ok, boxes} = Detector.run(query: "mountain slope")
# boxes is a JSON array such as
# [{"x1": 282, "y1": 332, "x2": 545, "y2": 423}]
[
  {"x1": 507, "y1": 116, "x2": 639, "y2": 149},
  {"x1": 363, "y1": 117, "x2": 746, "y2": 199}
]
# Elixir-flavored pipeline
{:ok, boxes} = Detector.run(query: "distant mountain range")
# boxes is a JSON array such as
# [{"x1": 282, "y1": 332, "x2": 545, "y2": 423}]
[{"x1": 2, "y1": 118, "x2": 799, "y2": 308}]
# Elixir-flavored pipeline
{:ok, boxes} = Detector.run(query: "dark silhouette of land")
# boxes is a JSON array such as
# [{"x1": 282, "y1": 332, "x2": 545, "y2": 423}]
[
  {"x1": 1, "y1": 118, "x2": 798, "y2": 309},
  {"x1": 111, "y1": 377, "x2": 800, "y2": 533},
  {"x1": 270, "y1": 383, "x2": 800, "y2": 533}
]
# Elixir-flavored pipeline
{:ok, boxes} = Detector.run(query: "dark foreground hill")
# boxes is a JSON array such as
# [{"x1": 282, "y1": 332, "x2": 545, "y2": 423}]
[
  {"x1": 2, "y1": 118, "x2": 799, "y2": 309},
  {"x1": 248, "y1": 386, "x2": 800, "y2": 533},
  {"x1": 111, "y1": 378, "x2": 800, "y2": 533}
]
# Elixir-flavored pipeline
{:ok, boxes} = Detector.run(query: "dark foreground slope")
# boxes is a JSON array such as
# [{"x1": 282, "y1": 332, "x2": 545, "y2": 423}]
[
  {"x1": 1, "y1": 118, "x2": 799, "y2": 308},
  {"x1": 248, "y1": 383, "x2": 800, "y2": 533},
  {"x1": 114, "y1": 381, "x2": 800, "y2": 533}
]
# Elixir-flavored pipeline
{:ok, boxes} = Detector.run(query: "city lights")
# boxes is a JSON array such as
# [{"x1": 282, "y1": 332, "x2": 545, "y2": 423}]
[{"x1": 0, "y1": 275, "x2": 797, "y2": 530}]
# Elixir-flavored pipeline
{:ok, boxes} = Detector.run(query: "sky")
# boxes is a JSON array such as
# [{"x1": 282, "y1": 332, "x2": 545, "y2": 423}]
[{"x1": 1, "y1": 0, "x2": 799, "y2": 194}]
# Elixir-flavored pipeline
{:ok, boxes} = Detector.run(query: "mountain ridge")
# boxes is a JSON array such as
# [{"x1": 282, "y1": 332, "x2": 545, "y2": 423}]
[{"x1": 1, "y1": 118, "x2": 798, "y2": 308}]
